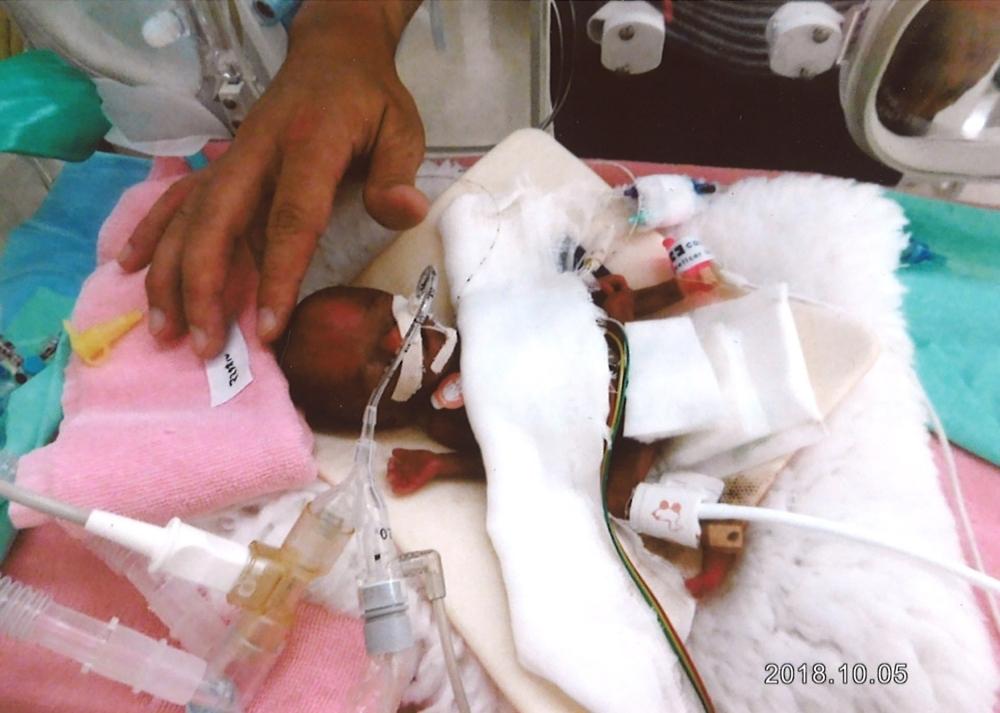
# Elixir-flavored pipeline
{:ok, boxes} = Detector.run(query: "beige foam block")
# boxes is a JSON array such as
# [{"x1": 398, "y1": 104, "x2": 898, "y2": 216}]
[
  {"x1": 353, "y1": 128, "x2": 614, "y2": 326},
  {"x1": 337, "y1": 128, "x2": 879, "y2": 711}
]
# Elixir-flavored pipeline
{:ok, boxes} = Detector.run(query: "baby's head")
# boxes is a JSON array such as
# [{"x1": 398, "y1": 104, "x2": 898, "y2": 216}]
[{"x1": 277, "y1": 286, "x2": 455, "y2": 430}]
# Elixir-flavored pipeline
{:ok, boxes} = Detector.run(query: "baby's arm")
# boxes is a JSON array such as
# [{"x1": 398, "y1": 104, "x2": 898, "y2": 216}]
[{"x1": 387, "y1": 449, "x2": 485, "y2": 495}]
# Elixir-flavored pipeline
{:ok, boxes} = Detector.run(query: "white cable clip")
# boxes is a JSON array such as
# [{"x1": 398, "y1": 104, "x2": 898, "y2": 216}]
[{"x1": 627, "y1": 472, "x2": 725, "y2": 549}]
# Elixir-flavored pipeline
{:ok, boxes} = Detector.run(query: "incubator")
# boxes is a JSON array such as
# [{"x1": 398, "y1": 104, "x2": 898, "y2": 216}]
[
  {"x1": 588, "y1": 0, "x2": 1000, "y2": 182},
  {"x1": 3, "y1": 0, "x2": 999, "y2": 176},
  {"x1": 0, "y1": 0, "x2": 552, "y2": 156},
  {"x1": 1, "y1": 2, "x2": 1000, "y2": 712}
]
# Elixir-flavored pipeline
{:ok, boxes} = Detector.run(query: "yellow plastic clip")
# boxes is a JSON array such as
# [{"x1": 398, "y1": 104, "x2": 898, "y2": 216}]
[{"x1": 63, "y1": 310, "x2": 144, "y2": 366}]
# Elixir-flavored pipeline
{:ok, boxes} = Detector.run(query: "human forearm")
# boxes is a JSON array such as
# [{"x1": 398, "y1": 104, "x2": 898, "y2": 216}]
[{"x1": 289, "y1": 0, "x2": 423, "y2": 55}]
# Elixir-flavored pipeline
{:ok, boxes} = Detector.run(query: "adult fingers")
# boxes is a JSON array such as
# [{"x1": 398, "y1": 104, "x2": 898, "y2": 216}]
[
  {"x1": 118, "y1": 173, "x2": 200, "y2": 271},
  {"x1": 143, "y1": 206, "x2": 190, "y2": 343},
  {"x1": 255, "y1": 115, "x2": 352, "y2": 343},
  {"x1": 363, "y1": 102, "x2": 428, "y2": 231},
  {"x1": 177, "y1": 150, "x2": 273, "y2": 358}
]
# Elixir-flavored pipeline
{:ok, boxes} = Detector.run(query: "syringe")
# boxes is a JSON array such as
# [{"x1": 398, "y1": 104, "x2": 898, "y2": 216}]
[{"x1": 0, "y1": 574, "x2": 237, "y2": 709}]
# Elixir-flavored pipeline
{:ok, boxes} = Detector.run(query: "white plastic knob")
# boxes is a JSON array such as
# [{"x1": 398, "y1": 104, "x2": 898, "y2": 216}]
[
  {"x1": 766, "y1": 1, "x2": 844, "y2": 79},
  {"x1": 587, "y1": 1, "x2": 665, "y2": 75}
]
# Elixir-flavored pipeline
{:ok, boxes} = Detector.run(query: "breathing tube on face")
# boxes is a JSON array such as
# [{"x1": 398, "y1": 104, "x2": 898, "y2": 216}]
[
  {"x1": 350, "y1": 265, "x2": 438, "y2": 655},
  {"x1": 338, "y1": 267, "x2": 471, "y2": 713},
  {"x1": 187, "y1": 267, "x2": 437, "y2": 712}
]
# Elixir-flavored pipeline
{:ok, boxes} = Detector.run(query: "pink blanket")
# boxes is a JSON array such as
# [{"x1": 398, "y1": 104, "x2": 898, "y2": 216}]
[{"x1": 8, "y1": 153, "x2": 317, "y2": 528}]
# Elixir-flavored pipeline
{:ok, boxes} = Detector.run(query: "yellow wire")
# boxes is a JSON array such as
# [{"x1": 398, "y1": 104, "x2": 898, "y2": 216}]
[{"x1": 601, "y1": 321, "x2": 715, "y2": 713}]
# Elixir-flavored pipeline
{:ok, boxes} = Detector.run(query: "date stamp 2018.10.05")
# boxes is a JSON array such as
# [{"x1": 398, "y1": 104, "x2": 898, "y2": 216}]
[{"x1": 765, "y1": 663, "x2": 908, "y2": 686}]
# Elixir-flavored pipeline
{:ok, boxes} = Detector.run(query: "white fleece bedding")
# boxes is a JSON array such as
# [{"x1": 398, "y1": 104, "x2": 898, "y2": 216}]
[{"x1": 680, "y1": 174, "x2": 999, "y2": 712}]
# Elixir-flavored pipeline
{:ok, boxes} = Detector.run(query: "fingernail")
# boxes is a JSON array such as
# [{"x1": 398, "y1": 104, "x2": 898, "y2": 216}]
[
  {"x1": 117, "y1": 242, "x2": 133, "y2": 264},
  {"x1": 148, "y1": 308, "x2": 166, "y2": 336},
  {"x1": 190, "y1": 327, "x2": 209, "y2": 355},
  {"x1": 257, "y1": 307, "x2": 277, "y2": 339}
]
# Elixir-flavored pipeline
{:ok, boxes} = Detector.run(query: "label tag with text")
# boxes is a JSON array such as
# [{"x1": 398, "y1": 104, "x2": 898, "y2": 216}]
[{"x1": 206, "y1": 324, "x2": 254, "y2": 406}]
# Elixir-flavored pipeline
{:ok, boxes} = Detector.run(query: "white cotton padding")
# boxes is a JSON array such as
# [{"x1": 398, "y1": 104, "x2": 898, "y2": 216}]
[
  {"x1": 660, "y1": 284, "x2": 824, "y2": 477},
  {"x1": 439, "y1": 188, "x2": 691, "y2": 713},
  {"x1": 622, "y1": 316, "x2": 725, "y2": 442}
]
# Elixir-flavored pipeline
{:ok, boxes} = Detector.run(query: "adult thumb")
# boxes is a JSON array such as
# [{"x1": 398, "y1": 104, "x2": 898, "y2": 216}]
[{"x1": 363, "y1": 105, "x2": 428, "y2": 231}]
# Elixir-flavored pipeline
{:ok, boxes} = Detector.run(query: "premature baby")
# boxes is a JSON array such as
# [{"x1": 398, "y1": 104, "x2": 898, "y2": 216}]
[{"x1": 277, "y1": 274, "x2": 683, "y2": 515}]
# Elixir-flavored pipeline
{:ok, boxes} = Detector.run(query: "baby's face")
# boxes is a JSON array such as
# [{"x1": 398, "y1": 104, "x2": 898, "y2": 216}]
[{"x1": 278, "y1": 286, "x2": 452, "y2": 430}]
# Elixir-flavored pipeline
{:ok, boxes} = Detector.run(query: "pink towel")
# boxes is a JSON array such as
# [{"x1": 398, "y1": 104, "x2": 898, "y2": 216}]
[{"x1": 8, "y1": 153, "x2": 317, "y2": 528}]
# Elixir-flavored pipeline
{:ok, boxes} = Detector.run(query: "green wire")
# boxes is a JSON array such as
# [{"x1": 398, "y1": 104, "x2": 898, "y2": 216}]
[{"x1": 600, "y1": 320, "x2": 715, "y2": 713}]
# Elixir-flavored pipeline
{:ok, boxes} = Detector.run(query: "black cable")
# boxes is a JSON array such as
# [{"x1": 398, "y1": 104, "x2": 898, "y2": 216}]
[{"x1": 538, "y1": 0, "x2": 576, "y2": 131}]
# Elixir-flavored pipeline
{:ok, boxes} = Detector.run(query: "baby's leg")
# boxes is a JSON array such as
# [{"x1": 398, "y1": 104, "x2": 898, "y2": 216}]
[{"x1": 387, "y1": 449, "x2": 485, "y2": 495}]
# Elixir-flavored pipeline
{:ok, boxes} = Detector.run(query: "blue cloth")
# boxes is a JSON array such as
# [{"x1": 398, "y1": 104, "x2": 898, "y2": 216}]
[
  {"x1": 0, "y1": 151, "x2": 151, "y2": 561},
  {"x1": 892, "y1": 191, "x2": 1000, "y2": 467},
  {"x1": 0, "y1": 152, "x2": 150, "y2": 326}
]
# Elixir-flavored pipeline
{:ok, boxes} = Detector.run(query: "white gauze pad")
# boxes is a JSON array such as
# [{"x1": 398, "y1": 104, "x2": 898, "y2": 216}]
[
  {"x1": 623, "y1": 316, "x2": 725, "y2": 442},
  {"x1": 660, "y1": 284, "x2": 824, "y2": 477}
]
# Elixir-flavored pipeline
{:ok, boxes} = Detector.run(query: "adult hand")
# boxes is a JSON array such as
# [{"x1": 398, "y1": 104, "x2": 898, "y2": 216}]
[{"x1": 118, "y1": 0, "x2": 428, "y2": 358}]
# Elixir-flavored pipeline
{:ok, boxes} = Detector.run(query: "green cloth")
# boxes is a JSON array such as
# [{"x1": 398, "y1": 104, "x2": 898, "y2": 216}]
[
  {"x1": 0, "y1": 49, "x2": 111, "y2": 161},
  {"x1": 2, "y1": 289, "x2": 73, "y2": 454},
  {"x1": 892, "y1": 191, "x2": 1000, "y2": 466}
]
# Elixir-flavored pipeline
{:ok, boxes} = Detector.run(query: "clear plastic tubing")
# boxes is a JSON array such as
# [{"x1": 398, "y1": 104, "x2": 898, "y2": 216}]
[
  {"x1": 0, "y1": 575, "x2": 236, "y2": 709},
  {"x1": 87, "y1": 537, "x2": 231, "y2": 659}
]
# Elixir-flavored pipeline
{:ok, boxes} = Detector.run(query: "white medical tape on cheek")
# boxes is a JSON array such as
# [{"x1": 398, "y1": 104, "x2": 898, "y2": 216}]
[
  {"x1": 391, "y1": 294, "x2": 425, "y2": 402},
  {"x1": 428, "y1": 323, "x2": 458, "y2": 374}
]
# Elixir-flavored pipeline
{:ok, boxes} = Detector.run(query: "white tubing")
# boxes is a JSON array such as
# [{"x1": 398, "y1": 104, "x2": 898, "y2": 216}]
[
  {"x1": 699, "y1": 503, "x2": 1000, "y2": 595},
  {"x1": 0, "y1": 476, "x2": 90, "y2": 526},
  {"x1": 432, "y1": 597, "x2": 471, "y2": 713},
  {"x1": 923, "y1": 395, "x2": 1000, "y2": 635},
  {"x1": 0, "y1": 575, "x2": 210, "y2": 706},
  {"x1": 85, "y1": 512, "x2": 251, "y2": 594}
]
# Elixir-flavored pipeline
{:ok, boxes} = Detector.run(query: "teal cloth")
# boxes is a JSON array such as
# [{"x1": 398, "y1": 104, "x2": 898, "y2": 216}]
[
  {"x1": 892, "y1": 191, "x2": 1000, "y2": 467},
  {"x1": 0, "y1": 151, "x2": 151, "y2": 561},
  {"x1": 0, "y1": 288, "x2": 73, "y2": 457},
  {"x1": 0, "y1": 50, "x2": 112, "y2": 161}
]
